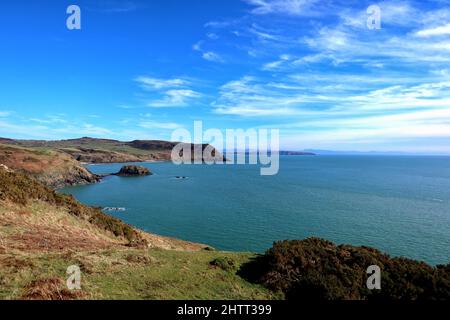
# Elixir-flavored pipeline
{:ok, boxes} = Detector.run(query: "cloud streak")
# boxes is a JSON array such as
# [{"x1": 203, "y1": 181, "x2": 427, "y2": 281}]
[{"x1": 135, "y1": 76, "x2": 202, "y2": 108}]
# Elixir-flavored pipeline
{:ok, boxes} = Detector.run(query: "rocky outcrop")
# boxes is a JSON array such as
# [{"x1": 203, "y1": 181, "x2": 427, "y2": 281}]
[
  {"x1": 115, "y1": 165, "x2": 152, "y2": 176},
  {"x1": 38, "y1": 165, "x2": 101, "y2": 189}
]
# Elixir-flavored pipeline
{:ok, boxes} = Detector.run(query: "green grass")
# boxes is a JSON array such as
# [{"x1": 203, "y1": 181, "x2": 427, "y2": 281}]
[
  {"x1": 0, "y1": 248, "x2": 278, "y2": 300},
  {"x1": 0, "y1": 144, "x2": 55, "y2": 156},
  {"x1": 3, "y1": 139, "x2": 169, "y2": 157},
  {"x1": 47, "y1": 141, "x2": 153, "y2": 157}
]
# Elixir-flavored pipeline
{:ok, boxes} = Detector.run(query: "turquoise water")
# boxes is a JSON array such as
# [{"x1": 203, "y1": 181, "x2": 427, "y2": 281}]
[{"x1": 61, "y1": 156, "x2": 450, "y2": 265}]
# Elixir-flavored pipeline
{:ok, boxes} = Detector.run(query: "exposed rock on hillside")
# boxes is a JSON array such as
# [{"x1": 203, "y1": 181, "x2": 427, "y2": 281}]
[{"x1": 115, "y1": 165, "x2": 152, "y2": 176}]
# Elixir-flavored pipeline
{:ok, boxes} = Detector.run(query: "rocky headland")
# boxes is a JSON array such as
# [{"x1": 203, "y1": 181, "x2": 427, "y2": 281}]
[
  {"x1": 0, "y1": 137, "x2": 225, "y2": 188},
  {"x1": 0, "y1": 144, "x2": 100, "y2": 189}
]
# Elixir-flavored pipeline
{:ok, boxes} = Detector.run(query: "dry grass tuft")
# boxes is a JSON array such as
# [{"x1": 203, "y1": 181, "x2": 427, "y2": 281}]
[
  {"x1": 0, "y1": 256, "x2": 35, "y2": 269},
  {"x1": 21, "y1": 278, "x2": 84, "y2": 300}
]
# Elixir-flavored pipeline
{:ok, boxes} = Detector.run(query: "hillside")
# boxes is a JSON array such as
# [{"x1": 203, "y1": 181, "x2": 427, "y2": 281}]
[
  {"x1": 0, "y1": 137, "x2": 223, "y2": 164},
  {"x1": 0, "y1": 137, "x2": 225, "y2": 188},
  {"x1": 0, "y1": 167, "x2": 274, "y2": 299},
  {"x1": 0, "y1": 144, "x2": 100, "y2": 189}
]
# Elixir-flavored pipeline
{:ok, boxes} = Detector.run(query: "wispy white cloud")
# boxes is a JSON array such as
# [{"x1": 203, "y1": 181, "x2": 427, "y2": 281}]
[
  {"x1": 29, "y1": 115, "x2": 68, "y2": 124},
  {"x1": 193, "y1": 41, "x2": 225, "y2": 63},
  {"x1": 244, "y1": 0, "x2": 320, "y2": 16},
  {"x1": 202, "y1": 51, "x2": 224, "y2": 62},
  {"x1": 0, "y1": 117, "x2": 185, "y2": 141},
  {"x1": 212, "y1": 76, "x2": 316, "y2": 116},
  {"x1": 135, "y1": 76, "x2": 202, "y2": 108},
  {"x1": 135, "y1": 76, "x2": 189, "y2": 90},
  {"x1": 53, "y1": 123, "x2": 114, "y2": 137},
  {"x1": 0, "y1": 111, "x2": 11, "y2": 117},
  {"x1": 415, "y1": 23, "x2": 450, "y2": 37},
  {"x1": 248, "y1": 25, "x2": 281, "y2": 41},
  {"x1": 215, "y1": 71, "x2": 450, "y2": 114},
  {"x1": 0, "y1": 119, "x2": 117, "y2": 140},
  {"x1": 147, "y1": 89, "x2": 202, "y2": 108},
  {"x1": 207, "y1": 33, "x2": 219, "y2": 40}
]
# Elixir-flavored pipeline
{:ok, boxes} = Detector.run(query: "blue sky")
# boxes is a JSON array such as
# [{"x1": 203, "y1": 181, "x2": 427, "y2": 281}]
[{"x1": 1, "y1": 0, "x2": 450, "y2": 153}]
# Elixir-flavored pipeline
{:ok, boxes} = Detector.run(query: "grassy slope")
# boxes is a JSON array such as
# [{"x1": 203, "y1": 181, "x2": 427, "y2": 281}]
[
  {"x1": 0, "y1": 248, "x2": 275, "y2": 300},
  {"x1": 0, "y1": 201, "x2": 275, "y2": 300},
  {"x1": 0, "y1": 169, "x2": 275, "y2": 300},
  {"x1": 1, "y1": 138, "x2": 175, "y2": 161},
  {"x1": 0, "y1": 137, "x2": 224, "y2": 164}
]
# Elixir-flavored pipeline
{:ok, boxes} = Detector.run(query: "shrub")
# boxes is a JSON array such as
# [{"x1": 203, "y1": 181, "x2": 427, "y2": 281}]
[{"x1": 239, "y1": 238, "x2": 450, "y2": 300}]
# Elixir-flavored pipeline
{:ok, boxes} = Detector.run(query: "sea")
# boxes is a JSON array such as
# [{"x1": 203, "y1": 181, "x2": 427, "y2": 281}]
[{"x1": 60, "y1": 156, "x2": 450, "y2": 265}]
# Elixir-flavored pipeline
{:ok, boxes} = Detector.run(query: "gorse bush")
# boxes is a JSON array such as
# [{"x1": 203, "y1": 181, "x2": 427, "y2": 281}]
[
  {"x1": 0, "y1": 170, "x2": 142, "y2": 244},
  {"x1": 239, "y1": 238, "x2": 450, "y2": 300}
]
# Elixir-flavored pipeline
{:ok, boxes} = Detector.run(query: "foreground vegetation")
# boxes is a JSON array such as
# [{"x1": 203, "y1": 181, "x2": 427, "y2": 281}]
[{"x1": 240, "y1": 238, "x2": 450, "y2": 300}]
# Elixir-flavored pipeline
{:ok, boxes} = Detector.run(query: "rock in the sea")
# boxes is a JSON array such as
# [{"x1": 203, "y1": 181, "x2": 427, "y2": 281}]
[
  {"x1": 103, "y1": 207, "x2": 126, "y2": 212},
  {"x1": 115, "y1": 165, "x2": 152, "y2": 176}
]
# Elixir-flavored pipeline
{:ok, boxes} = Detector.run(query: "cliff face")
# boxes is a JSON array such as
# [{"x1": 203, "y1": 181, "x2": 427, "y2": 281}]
[{"x1": 0, "y1": 144, "x2": 100, "y2": 189}]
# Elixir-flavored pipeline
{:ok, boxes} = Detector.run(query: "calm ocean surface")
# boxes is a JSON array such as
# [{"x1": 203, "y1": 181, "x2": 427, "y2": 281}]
[{"x1": 61, "y1": 156, "x2": 450, "y2": 265}]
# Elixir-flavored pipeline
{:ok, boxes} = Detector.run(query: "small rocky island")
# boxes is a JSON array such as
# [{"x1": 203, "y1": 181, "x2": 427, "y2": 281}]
[{"x1": 115, "y1": 165, "x2": 152, "y2": 177}]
